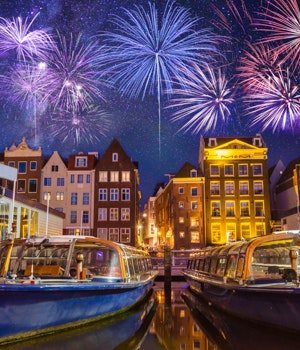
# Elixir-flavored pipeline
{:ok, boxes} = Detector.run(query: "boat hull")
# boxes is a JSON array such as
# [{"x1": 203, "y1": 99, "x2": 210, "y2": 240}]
[
  {"x1": 0, "y1": 278, "x2": 155, "y2": 344},
  {"x1": 184, "y1": 273, "x2": 300, "y2": 334}
]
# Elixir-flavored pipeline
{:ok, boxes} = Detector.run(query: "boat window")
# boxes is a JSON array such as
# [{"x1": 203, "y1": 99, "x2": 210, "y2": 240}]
[
  {"x1": 225, "y1": 254, "x2": 238, "y2": 279},
  {"x1": 203, "y1": 257, "x2": 211, "y2": 272},
  {"x1": 216, "y1": 258, "x2": 227, "y2": 276},
  {"x1": 236, "y1": 256, "x2": 245, "y2": 278},
  {"x1": 209, "y1": 257, "x2": 218, "y2": 274},
  {"x1": 199, "y1": 258, "x2": 205, "y2": 271}
]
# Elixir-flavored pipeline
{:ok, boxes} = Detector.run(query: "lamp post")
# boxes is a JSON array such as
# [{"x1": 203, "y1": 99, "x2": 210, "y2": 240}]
[{"x1": 45, "y1": 192, "x2": 50, "y2": 236}]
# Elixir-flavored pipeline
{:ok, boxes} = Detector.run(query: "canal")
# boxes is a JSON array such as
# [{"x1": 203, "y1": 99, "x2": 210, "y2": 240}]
[{"x1": 3, "y1": 281, "x2": 300, "y2": 350}]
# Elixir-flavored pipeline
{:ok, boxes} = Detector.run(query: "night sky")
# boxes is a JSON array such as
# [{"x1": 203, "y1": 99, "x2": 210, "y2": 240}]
[{"x1": 0, "y1": 0, "x2": 300, "y2": 207}]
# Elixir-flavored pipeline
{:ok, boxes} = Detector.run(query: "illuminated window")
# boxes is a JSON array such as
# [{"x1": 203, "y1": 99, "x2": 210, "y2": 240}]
[
  {"x1": 98, "y1": 208, "x2": 107, "y2": 221},
  {"x1": 255, "y1": 222, "x2": 265, "y2": 236},
  {"x1": 56, "y1": 192, "x2": 64, "y2": 200},
  {"x1": 179, "y1": 217, "x2": 184, "y2": 223},
  {"x1": 225, "y1": 201, "x2": 235, "y2": 217},
  {"x1": 97, "y1": 228, "x2": 107, "y2": 239},
  {"x1": 254, "y1": 181, "x2": 263, "y2": 194},
  {"x1": 191, "y1": 231, "x2": 200, "y2": 243},
  {"x1": 253, "y1": 164, "x2": 262, "y2": 176},
  {"x1": 255, "y1": 201, "x2": 264, "y2": 216},
  {"x1": 179, "y1": 201, "x2": 184, "y2": 208},
  {"x1": 210, "y1": 165, "x2": 220, "y2": 176},
  {"x1": 121, "y1": 208, "x2": 130, "y2": 220},
  {"x1": 110, "y1": 208, "x2": 118, "y2": 221},
  {"x1": 225, "y1": 181, "x2": 234, "y2": 195},
  {"x1": 238, "y1": 164, "x2": 248, "y2": 176},
  {"x1": 109, "y1": 228, "x2": 119, "y2": 241},
  {"x1": 210, "y1": 181, "x2": 220, "y2": 195},
  {"x1": 241, "y1": 223, "x2": 250, "y2": 239},
  {"x1": 120, "y1": 228, "x2": 130, "y2": 243},
  {"x1": 211, "y1": 201, "x2": 220, "y2": 217},
  {"x1": 226, "y1": 223, "x2": 236, "y2": 242},
  {"x1": 224, "y1": 164, "x2": 233, "y2": 175},
  {"x1": 191, "y1": 218, "x2": 199, "y2": 227},
  {"x1": 240, "y1": 201, "x2": 249, "y2": 216},
  {"x1": 239, "y1": 181, "x2": 249, "y2": 195},
  {"x1": 122, "y1": 171, "x2": 130, "y2": 181},
  {"x1": 179, "y1": 231, "x2": 185, "y2": 238},
  {"x1": 110, "y1": 171, "x2": 119, "y2": 182},
  {"x1": 191, "y1": 201, "x2": 198, "y2": 210},
  {"x1": 178, "y1": 187, "x2": 184, "y2": 194},
  {"x1": 211, "y1": 223, "x2": 221, "y2": 243},
  {"x1": 99, "y1": 171, "x2": 108, "y2": 182}
]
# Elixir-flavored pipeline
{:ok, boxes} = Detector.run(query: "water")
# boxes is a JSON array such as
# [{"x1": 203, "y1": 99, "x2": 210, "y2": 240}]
[{"x1": 3, "y1": 282, "x2": 300, "y2": 350}]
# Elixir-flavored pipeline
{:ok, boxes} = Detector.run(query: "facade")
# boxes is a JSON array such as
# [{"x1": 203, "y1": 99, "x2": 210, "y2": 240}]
[
  {"x1": 155, "y1": 162, "x2": 205, "y2": 249},
  {"x1": 4, "y1": 137, "x2": 42, "y2": 202},
  {"x1": 199, "y1": 135, "x2": 271, "y2": 245},
  {"x1": 274, "y1": 156, "x2": 300, "y2": 230},
  {"x1": 94, "y1": 138, "x2": 140, "y2": 246},
  {"x1": 142, "y1": 196, "x2": 158, "y2": 248}
]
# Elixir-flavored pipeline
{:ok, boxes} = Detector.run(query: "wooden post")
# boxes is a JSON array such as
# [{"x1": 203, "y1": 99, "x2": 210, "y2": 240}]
[{"x1": 164, "y1": 244, "x2": 172, "y2": 285}]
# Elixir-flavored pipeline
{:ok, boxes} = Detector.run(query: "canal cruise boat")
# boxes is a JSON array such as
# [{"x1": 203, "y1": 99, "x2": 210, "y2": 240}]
[
  {"x1": 0, "y1": 235, "x2": 158, "y2": 344},
  {"x1": 183, "y1": 230, "x2": 300, "y2": 334}
]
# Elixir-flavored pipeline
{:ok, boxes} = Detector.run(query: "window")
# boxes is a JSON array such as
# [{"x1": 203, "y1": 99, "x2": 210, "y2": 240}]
[
  {"x1": 99, "y1": 171, "x2": 108, "y2": 182},
  {"x1": 191, "y1": 187, "x2": 198, "y2": 196},
  {"x1": 70, "y1": 174, "x2": 75, "y2": 183},
  {"x1": 97, "y1": 228, "x2": 107, "y2": 239},
  {"x1": 110, "y1": 188, "x2": 119, "y2": 201},
  {"x1": 211, "y1": 223, "x2": 221, "y2": 243},
  {"x1": 224, "y1": 165, "x2": 234, "y2": 175},
  {"x1": 225, "y1": 201, "x2": 235, "y2": 217},
  {"x1": 82, "y1": 211, "x2": 89, "y2": 224},
  {"x1": 57, "y1": 178, "x2": 64, "y2": 186},
  {"x1": 211, "y1": 201, "x2": 220, "y2": 217},
  {"x1": 83, "y1": 192, "x2": 89, "y2": 205},
  {"x1": 75, "y1": 157, "x2": 87, "y2": 167},
  {"x1": 51, "y1": 165, "x2": 58, "y2": 172},
  {"x1": 256, "y1": 223, "x2": 265, "y2": 236},
  {"x1": 71, "y1": 192, "x2": 78, "y2": 205},
  {"x1": 44, "y1": 177, "x2": 52, "y2": 186},
  {"x1": 239, "y1": 181, "x2": 249, "y2": 195},
  {"x1": 43, "y1": 192, "x2": 51, "y2": 200},
  {"x1": 120, "y1": 228, "x2": 130, "y2": 243},
  {"x1": 254, "y1": 181, "x2": 263, "y2": 194},
  {"x1": 191, "y1": 202, "x2": 198, "y2": 210},
  {"x1": 77, "y1": 175, "x2": 83, "y2": 183},
  {"x1": 110, "y1": 208, "x2": 118, "y2": 221},
  {"x1": 179, "y1": 217, "x2": 184, "y2": 223},
  {"x1": 56, "y1": 192, "x2": 64, "y2": 200},
  {"x1": 241, "y1": 223, "x2": 250, "y2": 239},
  {"x1": 190, "y1": 169, "x2": 197, "y2": 177},
  {"x1": 8, "y1": 161, "x2": 15, "y2": 167},
  {"x1": 17, "y1": 180, "x2": 25, "y2": 192},
  {"x1": 179, "y1": 231, "x2": 185, "y2": 238},
  {"x1": 99, "y1": 188, "x2": 107, "y2": 201},
  {"x1": 122, "y1": 171, "x2": 130, "y2": 182},
  {"x1": 210, "y1": 182, "x2": 220, "y2": 195},
  {"x1": 225, "y1": 181, "x2": 234, "y2": 195},
  {"x1": 28, "y1": 179, "x2": 37, "y2": 193},
  {"x1": 253, "y1": 164, "x2": 262, "y2": 176},
  {"x1": 240, "y1": 201, "x2": 249, "y2": 216},
  {"x1": 121, "y1": 188, "x2": 130, "y2": 201},
  {"x1": 191, "y1": 217, "x2": 199, "y2": 227},
  {"x1": 86, "y1": 174, "x2": 90, "y2": 183},
  {"x1": 255, "y1": 201, "x2": 264, "y2": 216},
  {"x1": 30, "y1": 161, "x2": 37, "y2": 170},
  {"x1": 210, "y1": 165, "x2": 219, "y2": 176},
  {"x1": 112, "y1": 153, "x2": 118, "y2": 162},
  {"x1": 98, "y1": 208, "x2": 107, "y2": 221},
  {"x1": 226, "y1": 223, "x2": 236, "y2": 242},
  {"x1": 179, "y1": 201, "x2": 184, "y2": 209},
  {"x1": 70, "y1": 211, "x2": 77, "y2": 223},
  {"x1": 18, "y1": 161, "x2": 27, "y2": 173},
  {"x1": 109, "y1": 228, "x2": 119, "y2": 241},
  {"x1": 178, "y1": 187, "x2": 184, "y2": 194},
  {"x1": 110, "y1": 171, "x2": 119, "y2": 182},
  {"x1": 238, "y1": 164, "x2": 248, "y2": 176},
  {"x1": 121, "y1": 208, "x2": 130, "y2": 221},
  {"x1": 191, "y1": 231, "x2": 200, "y2": 243}
]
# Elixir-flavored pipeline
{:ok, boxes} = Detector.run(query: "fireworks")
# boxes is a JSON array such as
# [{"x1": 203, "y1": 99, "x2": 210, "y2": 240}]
[
  {"x1": 104, "y1": 0, "x2": 220, "y2": 155},
  {"x1": 244, "y1": 67, "x2": 300, "y2": 132},
  {"x1": 0, "y1": 13, "x2": 53, "y2": 62},
  {"x1": 168, "y1": 63, "x2": 234, "y2": 134}
]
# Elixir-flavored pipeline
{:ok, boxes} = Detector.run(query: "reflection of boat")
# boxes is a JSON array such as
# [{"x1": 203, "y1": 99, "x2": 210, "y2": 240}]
[
  {"x1": 183, "y1": 231, "x2": 300, "y2": 334},
  {"x1": 5, "y1": 290, "x2": 157, "y2": 350},
  {"x1": 182, "y1": 287, "x2": 300, "y2": 350},
  {"x1": 0, "y1": 235, "x2": 158, "y2": 344}
]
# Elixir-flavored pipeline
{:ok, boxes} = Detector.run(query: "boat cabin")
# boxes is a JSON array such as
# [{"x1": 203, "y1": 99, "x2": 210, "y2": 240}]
[
  {"x1": 186, "y1": 231, "x2": 300, "y2": 284},
  {"x1": 0, "y1": 235, "x2": 154, "y2": 282}
]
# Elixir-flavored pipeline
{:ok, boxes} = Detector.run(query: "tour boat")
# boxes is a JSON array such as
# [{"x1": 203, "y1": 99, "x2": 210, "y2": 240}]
[
  {"x1": 183, "y1": 230, "x2": 300, "y2": 334},
  {"x1": 0, "y1": 235, "x2": 158, "y2": 344}
]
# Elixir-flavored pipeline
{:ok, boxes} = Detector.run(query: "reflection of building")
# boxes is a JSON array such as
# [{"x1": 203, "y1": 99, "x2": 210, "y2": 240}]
[
  {"x1": 199, "y1": 135, "x2": 271, "y2": 245},
  {"x1": 0, "y1": 187, "x2": 64, "y2": 240},
  {"x1": 154, "y1": 162, "x2": 205, "y2": 249}
]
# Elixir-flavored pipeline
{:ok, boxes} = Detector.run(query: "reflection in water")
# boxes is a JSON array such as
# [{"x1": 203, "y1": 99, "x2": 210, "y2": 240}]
[
  {"x1": 181, "y1": 286, "x2": 300, "y2": 350},
  {"x1": 3, "y1": 283, "x2": 300, "y2": 350},
  {"x1": 2, "y1": 290, "x2": 157, "y2": 350}
]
